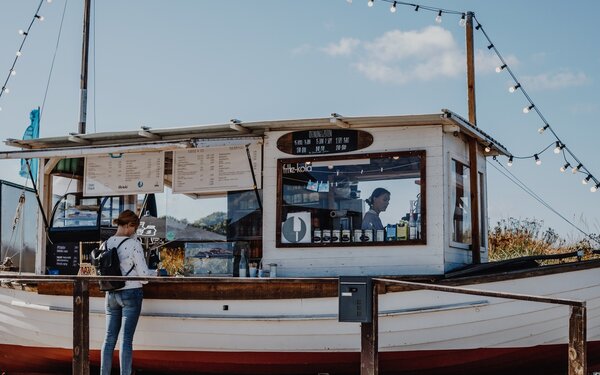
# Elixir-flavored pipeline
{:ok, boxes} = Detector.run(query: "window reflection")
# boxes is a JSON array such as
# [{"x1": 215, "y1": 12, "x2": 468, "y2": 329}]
[
  {"x1": 278, "y1": 151, "x2": 425, "y2": 246},
  {"x1": 451, "y1": 160, "x2": 472, "y2": 244}
]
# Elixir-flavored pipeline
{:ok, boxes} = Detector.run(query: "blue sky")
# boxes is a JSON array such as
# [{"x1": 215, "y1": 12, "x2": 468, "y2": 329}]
[{"x1": 0, "y1": 0, "x2": 599, "y2": 241}]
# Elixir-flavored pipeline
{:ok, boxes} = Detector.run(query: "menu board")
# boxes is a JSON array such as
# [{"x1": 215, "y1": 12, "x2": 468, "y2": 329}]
[
  {"x1": 46, "y1": 242, "x2": 80, "y2": 274},
  {"x1": 276, "y1": 129, "x2": 373, "y2": 155},
  {"x1": 84, "y1": 152, "x2": 164, "y2": 196},
  {"x1": 172, "y1": 143, "x2": 262, "y2": 194}
]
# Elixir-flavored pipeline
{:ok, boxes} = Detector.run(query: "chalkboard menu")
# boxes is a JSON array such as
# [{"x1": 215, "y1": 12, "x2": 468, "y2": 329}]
[
  {"x1": 46, "y1": 242, "x2": 80, "y2": 275},
  {"x1": 276, "y1": 129, "x2": 373, "y2": 155}
]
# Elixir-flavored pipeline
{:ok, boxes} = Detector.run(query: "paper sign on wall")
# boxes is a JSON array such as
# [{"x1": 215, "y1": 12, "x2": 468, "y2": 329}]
[
  {"x1": 84, "y1": 152, "x2": 165, "y2": 196},
  {"x1": 172, "y1": 143, "x2": 262, "y2": 194}
]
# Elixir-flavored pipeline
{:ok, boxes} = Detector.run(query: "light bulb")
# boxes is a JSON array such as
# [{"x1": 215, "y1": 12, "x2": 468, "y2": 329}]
[
  {"x1": 18, "y1": 29, "x2": 27, "y2": 36},
  {"x1": 484, "y1": 144, "x2": 492, "y2": 153},
  {"x1": 495, "y1": 64, "x2": 507, "y2": 73},
  {"x1": 560, "y1": 163, "x2": 570, "y2": 172},
  {"x1": 367, "y1": 0, "x2": 374, "y2": 7},
  {"x1": 538, "y1": 125, "x2": 549, "y2": 134},
  {"x1": 390, "y1": 1, "x2": 397, "y2": 12},
  {"x1": 534, "y1": 154, "x2": 541, "y2": 165},
  {"x1": 47, "y1": 0, "x2": 52, "y2": 3},
  {"x1": 582, "y1": 175, "x2": 592, "y2": 185},
  {"x1": 591, "y1": 184, "x2": 599, "y2": 193},
  {"x1": 553, "y1": 141, "x2": 563, "y2": 154},
  {"x1": 2, "y1": 87, "x2": 9, "y2": 94},
  {"x1": 523, "y1": 104, "x2": 534, "y2": 114},
  {"x1": 572, "y1": 163, "x2": 582, "y2": 174},
  {"x1": 509, "y1": 83, "x2": 521, "y2": 93},
  {"x1": 507, "y1": 156, "x2": 513, "y2": 167},
  {"x1": 10, "y1": 70, "x2": 16, "y2": 76},
  {"x1": 36, "y1": 15, "x2": 45, "y2": 21},
  {"x1": 16, "y1": 51, "x2": 22, "y2": 57},
  {"x1": 435, "y1": 10, "x2": 442, "y2": 23},
  {"x1": 459, "y1": 14, "x2": 466, "y2": 27}
]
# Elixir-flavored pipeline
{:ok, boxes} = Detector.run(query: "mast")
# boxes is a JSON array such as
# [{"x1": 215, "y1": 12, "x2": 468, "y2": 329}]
[
  {"x1": 466, "y1": 11, "x2": 481, "y2": 264},
  {"x1": 78, "y1": 0, "x2": 91, "y2": 134}
]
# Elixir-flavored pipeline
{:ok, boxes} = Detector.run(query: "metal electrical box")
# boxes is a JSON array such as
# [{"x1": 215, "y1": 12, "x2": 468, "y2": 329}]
[{"x1": 338, "y1": 276, "x2": 373, "y2": 323}]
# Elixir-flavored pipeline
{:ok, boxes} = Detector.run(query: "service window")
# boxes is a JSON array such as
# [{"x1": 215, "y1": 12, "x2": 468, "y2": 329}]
[{"x1": 276, "y1": 151, "x2": 425, "y2": 247}]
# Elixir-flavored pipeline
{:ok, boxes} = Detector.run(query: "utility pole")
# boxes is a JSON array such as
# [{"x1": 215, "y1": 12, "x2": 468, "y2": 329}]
[
  {"x1": 78, "y1": 0, "x2": 91, "y2": 135},
  {"x1": 466, "y1": 11, "x2": 481, "y2": 264}
]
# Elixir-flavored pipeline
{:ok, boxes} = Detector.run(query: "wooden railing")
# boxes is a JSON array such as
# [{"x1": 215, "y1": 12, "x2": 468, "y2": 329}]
[
  {"x1": 0, "y1": 274, "x2": 588, "y2": 375},
  {"x1": 361, "y1": 278, "x2": 587, "y2": 375}
]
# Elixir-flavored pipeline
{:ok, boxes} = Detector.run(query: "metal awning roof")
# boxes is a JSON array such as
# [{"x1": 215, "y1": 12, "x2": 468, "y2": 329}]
[{"x1": 0, "y1": 109, "x2": 509, "y2": 159}]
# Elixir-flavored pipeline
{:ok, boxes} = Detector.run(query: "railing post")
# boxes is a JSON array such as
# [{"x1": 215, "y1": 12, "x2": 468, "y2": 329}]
[
  {"x1": 73, "y1": 278, "x2": 90, "y2": 375},
  {"x1": 568, "y1": 304, "x2": 587, "y2": 375},
  {"x1": 360, "y1": 281, "x2": 378, "y2": 375}
]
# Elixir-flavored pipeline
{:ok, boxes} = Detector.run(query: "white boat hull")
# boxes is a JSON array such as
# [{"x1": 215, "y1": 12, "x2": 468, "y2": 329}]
[{"x1": 2, "y1": 264, "x2": 600, "y2": 374}]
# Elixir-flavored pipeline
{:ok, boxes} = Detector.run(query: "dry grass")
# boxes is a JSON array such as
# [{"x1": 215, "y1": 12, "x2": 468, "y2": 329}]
[{"x1": 488, "y1": 218, "x2": 600, "y2": 262}]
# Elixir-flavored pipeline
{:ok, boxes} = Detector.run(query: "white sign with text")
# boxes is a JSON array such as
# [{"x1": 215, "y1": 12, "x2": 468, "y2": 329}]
[{"x1": 84, "y1": 152, "x2": 165, "y2": 196}]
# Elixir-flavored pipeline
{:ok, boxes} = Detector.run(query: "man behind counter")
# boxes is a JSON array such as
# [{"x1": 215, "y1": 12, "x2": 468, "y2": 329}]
[{"x1": 361, "y1": 187, "x2": 390, "y2": 231}]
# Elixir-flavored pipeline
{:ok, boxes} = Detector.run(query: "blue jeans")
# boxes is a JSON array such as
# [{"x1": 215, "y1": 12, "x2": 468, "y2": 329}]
[{"x1": 100, "y1": 288, "x2": 143, "y2": 375}]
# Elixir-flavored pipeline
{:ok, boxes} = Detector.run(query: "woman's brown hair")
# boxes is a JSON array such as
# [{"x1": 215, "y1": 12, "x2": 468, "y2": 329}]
[{"x1": 112, "y1": 209, "x2": 140, "y2": 227}]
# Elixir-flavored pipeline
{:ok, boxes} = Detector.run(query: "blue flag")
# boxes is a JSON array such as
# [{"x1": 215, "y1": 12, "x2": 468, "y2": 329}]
[{"x1": 19, "y1": 108, "x2": 40, "y2": 180}]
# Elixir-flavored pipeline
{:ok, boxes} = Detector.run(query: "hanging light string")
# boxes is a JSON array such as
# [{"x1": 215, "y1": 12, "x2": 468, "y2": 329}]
[
  {"x1": 491, "y1": 157, "x2": 599, "y2": 246},
  {"x1": 354, "y1": 0, "x2": 599, "y2": 194},
  {"x1": 500, "y1": 142, "x2": 555, "y2": 165},
  {"x1": 360, "y1": 0, "x2": 465, "y2": 20},
  {"x1": 0, "y1": 0, "x2": 50, "y2": 112},
  {"x1": 472, "y1": 14, "x2": 599, "y2": 193}
]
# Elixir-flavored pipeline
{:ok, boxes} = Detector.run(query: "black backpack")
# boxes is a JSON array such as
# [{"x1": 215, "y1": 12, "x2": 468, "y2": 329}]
[{"x1": 92, "y1": 238, "x2": 135, "y2": 292}]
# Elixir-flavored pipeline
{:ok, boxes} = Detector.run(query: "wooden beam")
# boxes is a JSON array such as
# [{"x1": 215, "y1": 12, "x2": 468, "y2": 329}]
[
  {"x1": 72, "y1": 279, "x2": 90, "y2": 375},
  {"x1": 568, "y1": 305, "x2": 587, "y2": 375},
  {"x1": 43, "y1": 157, "x2": 61, "y2": 175},
  {"x1": 230, "y1": 123, "x2": 250, "y2": 134},
  {"x1": 469, "y1": 138, "x2": 481, "y2": 264},
  {"x1": 68, "y1": 135, "x2": 91, "y2": 145},
  {"x1": 360, "y1": 282, "x2": 378, "y2": 375},
  {"x1": 465, "y1": 12, "x2": 477, "y2": 125},
  {"x1": 4, "y1": 138, "x2": 32, "y2": 149},
  {"x1": 139, "y1": 128, "x2": 161, "y2": 140}
]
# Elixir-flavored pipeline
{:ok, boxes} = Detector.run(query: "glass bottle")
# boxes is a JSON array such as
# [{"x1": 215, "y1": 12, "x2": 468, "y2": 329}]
[
  {"x1": 408, "y1": 213, "x2": 417, "y2": 240},
  {"x1": 239, "y1": 248, "x2": 248, "y2": 277}
]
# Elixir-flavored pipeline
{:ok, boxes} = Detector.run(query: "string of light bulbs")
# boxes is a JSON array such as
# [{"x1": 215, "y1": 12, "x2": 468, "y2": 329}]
[
  {"x1": 491, "y1": 157, "x2": 599, "y2": 245},
  {"x1": 0, "y1": 0, "x2": 51, "y2": 113},
  {"x1": 471, "y1": 14, "x2": 599, "y2": 193},
  {"x1": 352, "y1": 0, "x2": 466, "y2": 24},
  {"x1": 351, "y1": 0, "x2": 599, "y2": 194}
]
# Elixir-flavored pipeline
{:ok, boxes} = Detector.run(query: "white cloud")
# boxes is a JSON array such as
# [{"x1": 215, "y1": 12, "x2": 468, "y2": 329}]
[
  {"x1": 291, "y1": 43, "x2": 313, "y2": 56},
  {"x1": 325, "y1": 26, "x2": 466, "y2": 84},
  {"x1": 522, "y1": 70, "x2": 590, "y2": 90},
  {"x1": 322, "y1": 38, "x2": 360, "y2": 57}
]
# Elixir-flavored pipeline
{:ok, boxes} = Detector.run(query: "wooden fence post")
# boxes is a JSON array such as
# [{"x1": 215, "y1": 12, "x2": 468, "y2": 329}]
[
  {"x1": 568, "y1": 304, "x2": 587, "y2": 375},
  {"x1": 360, "y1": 281, "x2": 378, "y2": 375},
  {"x1": 73, "y1": 278, "x2": 90, "y2": 375}
]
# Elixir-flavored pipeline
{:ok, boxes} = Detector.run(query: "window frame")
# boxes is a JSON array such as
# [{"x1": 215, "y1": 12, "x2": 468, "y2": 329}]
[
  {"x1": 448, "y1": 157, "x2": 487, "y2": 250},
  {"x1": 276, "y1": 150, "x2": 427, "y2": 248}
]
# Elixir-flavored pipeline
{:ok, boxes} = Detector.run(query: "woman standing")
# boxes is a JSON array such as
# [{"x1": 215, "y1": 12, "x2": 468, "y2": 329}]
[
  {"x1": 100, "y1": 210, "x2": 152, "y2": 375},
  {"x1": 362, "y1": 187, "x2": 391, "y2": 231}
]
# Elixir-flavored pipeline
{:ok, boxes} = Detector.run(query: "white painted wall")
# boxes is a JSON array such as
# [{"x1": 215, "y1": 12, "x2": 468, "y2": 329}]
[{"x1": 261, "y1": 125, "x2": 449, "y2": 277}]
